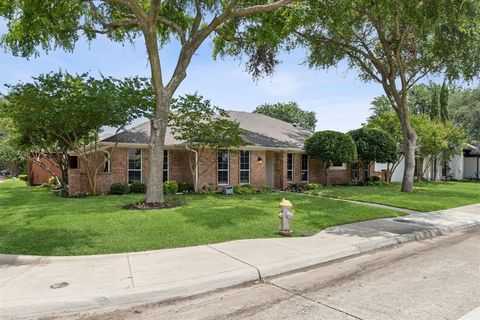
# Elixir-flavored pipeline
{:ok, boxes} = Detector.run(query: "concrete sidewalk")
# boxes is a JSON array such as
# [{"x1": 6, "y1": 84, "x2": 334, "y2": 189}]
[{"x1": 1, "y1": 204, "x2": 479, "y2": 320}]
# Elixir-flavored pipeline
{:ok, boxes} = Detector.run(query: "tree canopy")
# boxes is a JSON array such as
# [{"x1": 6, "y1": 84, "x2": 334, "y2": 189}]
[
  {"x1": 0, "y1": 0, "x2": 293, "y2": 203},
  {"x1": 304, "y1": 130, "x2": 357, "y2": 185},
  {"x1": 2, "y1": 71, "x2": 153, "y2": 192},
  {"x1": 217, "y1": 0, "x2": 480, "y2": 192},
  {"x1": 253, "y1": 102, "x2": 317, "y2": 131},
  {"x1": 348, "y1": 127, "x2": 397, "y2": 165}
]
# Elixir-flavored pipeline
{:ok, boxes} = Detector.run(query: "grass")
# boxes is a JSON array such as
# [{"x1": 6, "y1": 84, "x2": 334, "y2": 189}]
[
  {"x1": 0, "y1": 180, "x2": 401, "y2": 256},
  {"x1": 313, "y1": 181, "x2": 480, "y2": 212}
]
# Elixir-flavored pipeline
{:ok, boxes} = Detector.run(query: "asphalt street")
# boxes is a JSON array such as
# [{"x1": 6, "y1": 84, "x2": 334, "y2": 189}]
[{"x1": 53, "y1": 227, "x2": 480, "y2": 320}]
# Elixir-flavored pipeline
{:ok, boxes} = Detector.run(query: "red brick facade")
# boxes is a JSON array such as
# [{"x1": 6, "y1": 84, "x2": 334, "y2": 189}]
[{"x1": 65, "y1": 147, "x2": 355, "y2": 196}]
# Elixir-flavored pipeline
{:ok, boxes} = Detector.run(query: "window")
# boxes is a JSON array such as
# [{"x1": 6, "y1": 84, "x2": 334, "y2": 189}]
[
  {"x1": 240, "y1": 151, "x2": 250, "y2": 184},
  {"x1": 330, "y1": 161, "x2": 347, "y2": 170},
  {"x1": 103, "y1": 153, "x2": 110, "y2": 173},
  {"x1": 301, "y1": 154, "x2": 309, "y2": 182},
  {"x1": 163, "y1": 150, "x2": 169, "y2": 182},
  {"x1": 287, "y1": 153, "x2": 293, "y2": 182},
  {"x1": 69, "y1": 156, "x2": 78, "y2": 169},
  {"x1": 128, "y1": 149, "x2": 142, "y2": 183},
  {"x1": 218, "y1": 150, "x2": 229, "y2": 185}
]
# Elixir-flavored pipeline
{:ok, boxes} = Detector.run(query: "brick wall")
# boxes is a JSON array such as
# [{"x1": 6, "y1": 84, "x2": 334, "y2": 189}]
[{"x1": 250, "y1": 150, "x2": 266, "y2": 187}]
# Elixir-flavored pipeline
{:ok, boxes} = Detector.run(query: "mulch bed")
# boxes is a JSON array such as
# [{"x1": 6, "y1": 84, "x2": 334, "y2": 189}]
[{"x1": 123, "y1": 199, "x2": 181, "y2": 210}]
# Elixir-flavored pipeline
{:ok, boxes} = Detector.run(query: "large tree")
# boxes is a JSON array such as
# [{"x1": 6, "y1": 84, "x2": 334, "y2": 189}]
[
  {"x1": 254, "y1": 102, "x2": 317, "y2": 131},
  {"x1": 218, "y1": 0, "x2": 480, "y2": 192},
  {"x1": 450, "y1": 88, "x2": 480, "y2": 140},
  {"x1": 0, "y1": 0, "x2": 293, "y2": 204}
]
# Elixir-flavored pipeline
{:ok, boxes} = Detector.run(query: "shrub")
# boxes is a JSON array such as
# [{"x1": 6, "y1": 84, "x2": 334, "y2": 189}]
[
  {"x1": 286, "y1": 183, "x2": 308, "y2": 192},
  {"x1": 304, "y1": 183, "x2": 322, "y2": 190},
  {"x1": 178, "y1": 182, "x2": 194, "y2": 193},
  {"x1": 48, "y1": 176, "x2": 60, "y2": 189},
  {"x1": 18, "y1": 174, "x2": 27, "y2": 181},
  {"x1": 129, "y1": 182, "x2": 146, "y2": 193},
  {"x1": 257, "y1": 186, "x2": 273, "y2": 193},
  {"x1": 110, "y1": 183, "x2": 130, "y2": 195},
  {"x1": 233, "y1": 184, "x2": 256, "y2": 194},
  {"x1": 163, "y1": 180, "x2": 178, "y2": 195}
]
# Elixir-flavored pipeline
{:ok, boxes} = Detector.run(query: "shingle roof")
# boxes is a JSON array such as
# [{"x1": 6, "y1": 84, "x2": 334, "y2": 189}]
[
  {"x1": 102, "y1": 111, "x2": 312, "y2": 149},
  {"x1": 464, "y1": 141, "x2": 480, "y2": 156}
]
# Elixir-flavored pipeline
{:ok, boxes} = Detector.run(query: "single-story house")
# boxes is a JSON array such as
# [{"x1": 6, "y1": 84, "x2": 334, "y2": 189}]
[{"x1": 57, "y1": 111, "x2": 375, "y2": 196}]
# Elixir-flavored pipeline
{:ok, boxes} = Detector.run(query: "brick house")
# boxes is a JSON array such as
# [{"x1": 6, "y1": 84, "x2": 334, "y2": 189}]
[{"x1": 60, "y1": 111, "x2": 361, "y2": 196}]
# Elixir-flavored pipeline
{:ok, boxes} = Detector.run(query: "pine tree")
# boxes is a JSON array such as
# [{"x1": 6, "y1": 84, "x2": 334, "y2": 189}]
[
  {"x1": 440, "y1": 81, "x2": 449, "y2": 123},
  {"x1": 430, "y1": 85, "x2": 440, "y2": 120}
]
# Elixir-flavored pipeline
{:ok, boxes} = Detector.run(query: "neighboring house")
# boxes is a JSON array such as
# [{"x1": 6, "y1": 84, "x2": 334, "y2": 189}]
[
  {"x1": 57, "y1": 111, "x2": 361, "y2": 196},
  {"x1": 377, "y1": 141, "x2": 480, "y2": 182}
]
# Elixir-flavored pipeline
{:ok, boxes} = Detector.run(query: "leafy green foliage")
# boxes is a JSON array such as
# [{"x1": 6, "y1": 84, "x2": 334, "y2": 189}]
[
  {"x1": 169, "y1": 94, "x2": 245, "y2": 150},
  {"x1": 449, "y1": 88, "x2": 480, "y2": 140},
  {"x1": 430, "y1": 86, "x2": 440, "y2": 121},
  {"x1": 349, "y1": 127, "x2": 397, "y2": 164},
  {"x1": 129, "y1": 182, "x2": 146, "y2": 194},
  {"x1": 440, "y1": 81, "x2": 449, "y2": 122},
  {"x1": 253, "y1": 102, "x2": 317, "y2": 131},
  {"x1": 177, "y1": 182, "x2": 194, "y2": 194},
  {"x1": 163, "y1": 180, "x2": 178, "y2": 195},
  {"x1": 0, "y1": 143, "x2": 25, "y2": 176},
  {"x1": 305, "y1": 131, "x2": 358, "y2": 167},
  {"x1": 110, "y1": 183, "x2": 130, "y2": 195}
]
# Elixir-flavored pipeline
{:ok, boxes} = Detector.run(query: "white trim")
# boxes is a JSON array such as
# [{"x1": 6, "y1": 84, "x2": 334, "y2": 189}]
[
  {"x1": 239, "y1": 150, "x2": 251, "y2": 184},
  {"x1": 301, "y1": 154, "x2": 309, "y2": 182},
  {"x1": 127, "y1": 148, "x2": 142, "y2": 183},
  {"x1": 287, "y1": 153, "x2": 294, "y2": 183},
  {"x1": 163, "y1": 149, "x2": 169, "y2": 182},
  {"x1": 217, "y1": 150, "x2": 229, "y2": 185},
  {"x1": 330, "y1": 163, "x2": 347, "y2": 171}
]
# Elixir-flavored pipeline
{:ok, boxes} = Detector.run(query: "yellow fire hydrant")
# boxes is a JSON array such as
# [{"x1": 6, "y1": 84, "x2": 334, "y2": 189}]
[{"x1": 278, "y1": 198, "x2": 293, "y2": 236}]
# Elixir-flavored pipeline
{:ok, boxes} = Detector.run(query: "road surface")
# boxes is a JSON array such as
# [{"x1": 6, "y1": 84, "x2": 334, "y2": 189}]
[{"x1": 53, "y1": 227, "x2": 480, "y2": 320}]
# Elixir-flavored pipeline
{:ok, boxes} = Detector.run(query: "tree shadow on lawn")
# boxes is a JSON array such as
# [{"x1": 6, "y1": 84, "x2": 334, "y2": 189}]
[{"x1": 0, "y1": 224, "x2": 99, "y2": 256}]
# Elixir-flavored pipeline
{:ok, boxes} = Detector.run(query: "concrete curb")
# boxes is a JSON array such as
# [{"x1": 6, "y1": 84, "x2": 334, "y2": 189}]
[{"x1": 1, "y1": 208, "x2": 479, "y2": 319}]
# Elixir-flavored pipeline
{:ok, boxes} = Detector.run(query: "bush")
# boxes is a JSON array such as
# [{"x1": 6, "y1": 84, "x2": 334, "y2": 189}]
[
  {"x1": 110, "y1": 183, "x2": 130, "y2": 195},
  {"x1": 18, "y1": 174, "x2": 27, "y2": 181},
  {"x1": 233, "y1": 184, "x2": 256, "y2": 194},
  {"x1": 257, "y1": 186, "x2": 273, "y2": 193},
  {"x1": 178, "y1": 182, "x2": 194, "y2": 193},
  {"x1": 48, "y1": 176, "x2": 60, "y2": 189},
  {"x1": 129, "y1": 182, "x2": 146, "y2": 193},
  {"x1": 304, "y1": 183, "x2": 322, "y2": 190},
  {"x1": 163, "y1": 180, "x2": 178, "y2": 195},
  {"x1": 286, "y1": 183, "x2": 308, "y2": 192}
]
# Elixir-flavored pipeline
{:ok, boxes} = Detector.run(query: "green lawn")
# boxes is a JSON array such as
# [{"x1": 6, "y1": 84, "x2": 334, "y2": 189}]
[
  {"x1": 313, "y1": 181, "x2": 480, "y2": 212},
  {"x1": 0, "y1": 180, "x2": 401, "y2": 256}
]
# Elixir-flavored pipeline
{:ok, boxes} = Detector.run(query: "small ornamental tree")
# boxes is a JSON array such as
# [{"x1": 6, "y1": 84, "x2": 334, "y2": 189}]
[
  {"x1": 3, "y1": 72, "x2": 153, "y2": 194},
  {"x1": 169, "y1": 94, "x2": 245, "y2": 192},
  {"x1": 348, "y1": 127, "x2": 397, "y2": 180},
  {"x1": 0, "y1": 143, "x2": 24, "y2": 177},
  {"x1": 254, "y1": 102, "x2": 317, "y2": 131},
  {"x1": 304, "y1": 131, "x2": 357, "y2": 185}
]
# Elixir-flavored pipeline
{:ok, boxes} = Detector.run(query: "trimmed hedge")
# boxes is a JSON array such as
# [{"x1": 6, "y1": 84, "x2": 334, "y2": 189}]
[
  {"x1": 163, "y1": 180, "x2": 178, "y2": 195},
  {"x1": 110, "y1": 183, "x2": 130, "y2": 195},
  {"x1": 129, "y1": 182, "x2": 146, "y2": 193}
]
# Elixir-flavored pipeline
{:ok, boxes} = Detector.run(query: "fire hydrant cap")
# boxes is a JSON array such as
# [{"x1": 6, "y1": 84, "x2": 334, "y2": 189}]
[{"x1": 279, "y1": 198, "x2": 293, "y2": 208}]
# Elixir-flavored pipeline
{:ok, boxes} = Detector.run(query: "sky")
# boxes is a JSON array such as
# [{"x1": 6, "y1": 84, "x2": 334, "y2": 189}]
[{"x1": 0, "y1": 28, "x2": 385, "y2": 133}]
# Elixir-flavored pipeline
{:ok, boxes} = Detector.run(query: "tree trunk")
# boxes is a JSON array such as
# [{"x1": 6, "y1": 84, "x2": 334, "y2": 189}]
[{"x1": 399, "y1": 116, "x2": 416, "y2": 192}]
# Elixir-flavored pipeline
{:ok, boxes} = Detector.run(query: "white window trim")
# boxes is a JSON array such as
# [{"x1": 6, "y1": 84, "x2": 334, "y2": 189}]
[
  {"x1": 218, "y1": 150, "x2": 229, "y2": 185},
  {"x1": 127, "y1": 148, "x2": 142, "y2": 183},
  {"x1": 163, "y1": 150, "x2": 169, "y2": 181},
  {"x1": 240, "y1": 150, "x2": 250, "y2": 184},
  {"x1": 330, "y1": 163, "x2": 347, "y2": 171},
  {"x1": 287, "y1": 153, "x2": 294, "y2": 183},
  {"x1": 301, "y1": 154, "x2": 309, "y2": 182}
]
